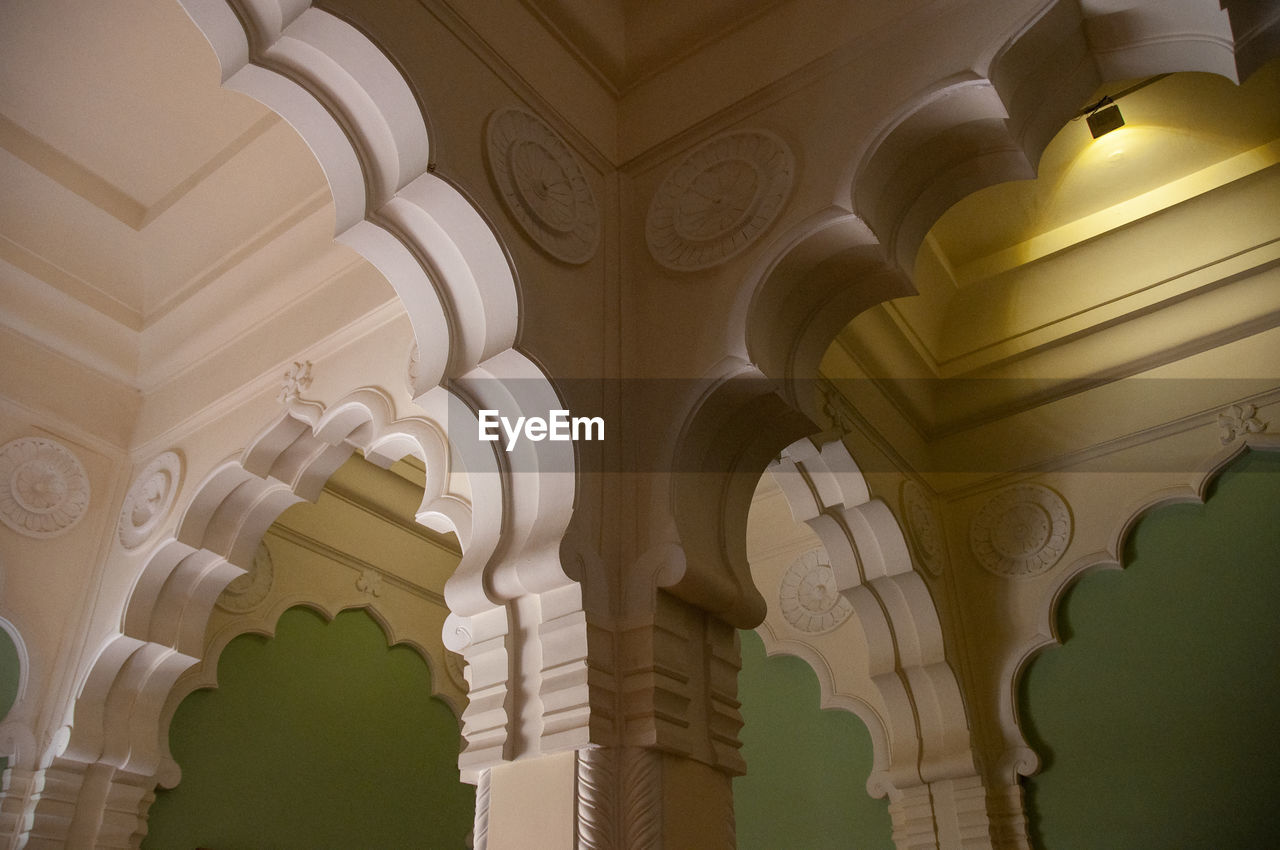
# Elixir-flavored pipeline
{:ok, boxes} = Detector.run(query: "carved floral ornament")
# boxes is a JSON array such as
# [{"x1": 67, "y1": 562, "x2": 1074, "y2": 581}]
[
  {"x1": 118, "y1": 451, "x2": 182, "y2": 550},
  {"x1": 1218, "y1": 402, "x2": 1267, "y2": 444},
  {"x1": 356, "y1": 568, "x2": 383, "y2": 597},
  {"x1": 646, "y1": 129, "x2": 794, "y2": 271},
  {"x1": 900, "y1": 479, "x2": 945, "y2": 576},
  {"x1": 486, "y1": 107, "x2": 600, "y2": 264},
  {"x1": 969, "y1": 483, "x2": 1073, "y2": 578},
  {"x1": 278, "y1": 360, "x2": 313, "y2": 404},
  {"x1": 778, "y1": 548, "x2": 853, "y2": 634},
  {"x1": 0, "y1": 437, "x2": 90, "y2": 539}
]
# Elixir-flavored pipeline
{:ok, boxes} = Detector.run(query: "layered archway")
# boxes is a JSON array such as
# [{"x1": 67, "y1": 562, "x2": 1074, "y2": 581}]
[
  {"x1": 12, "y1": 1, "x2": 585, "y2": 845},
  {"x1": 55, "y1": 390, "x2": 473, "y2": 828},
  {"x1": 766, "y1": 440, "x2": 976, "y2": 795},
  {"x1": 735, "y1": 0, "x2": 1273, "y2": 405},
  {"x1": 1014, "y1": 443, "x2": 1280, "y2": 846}
]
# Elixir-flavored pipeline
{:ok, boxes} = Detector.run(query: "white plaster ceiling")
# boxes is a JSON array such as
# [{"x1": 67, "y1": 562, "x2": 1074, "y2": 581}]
[
  {"x1": 0, "y1": 0, "x2": 356, "y2": 389},
  {"x1": 0, "y1": 0, "x2": 265, "y2": 212},
  {"x1": 522, "y1": 0, "x2": 810, "y2": 89}
]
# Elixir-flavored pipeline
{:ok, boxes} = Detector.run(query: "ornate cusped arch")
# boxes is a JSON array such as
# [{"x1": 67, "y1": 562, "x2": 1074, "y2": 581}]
[
  {"x1": 64, "y1": 388, "x2": 478, "y2": 781},
  {"x1": 6, "y1": 0, "x2": 591, "y2": 821},
  {"x1": 167, "y1": 0, "x2": 583, "y2": 787},
  {"x1": 847, "y1": 0, "x2": 1271, "y2": 278},
  {"x1": 998, "y1": 436, "x2": 1280, "y2": 786},
  {"x1": 752, "y1": 622, "x2": 892, "y2": 794},
  {"x1": 766, "y1": 438, "x2": 977, "y2": 797},
  {"x1": 158, "y1": 592, "x2": 470, "y2": 794},
  {"x1": 734, "y1": 0, "x2": 1274, "y2": 403},
  {"x1": 0, "y1": 616, "x2": 34, "y2": 774},
  {"x1": 178, "y1": 0, "x2": 518, "y2": 393}
]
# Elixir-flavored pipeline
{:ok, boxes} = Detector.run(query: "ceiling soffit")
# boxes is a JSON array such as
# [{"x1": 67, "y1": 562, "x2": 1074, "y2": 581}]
[
  {"x1": 518, "y1": 0, "x2": 787, "y2": 91},
  {"x1": 827, "y1": 61, "x2": 1280, "y2": 465},
  {"x1": 0, "y1": 0, "x2": 363, "y2": 394}
]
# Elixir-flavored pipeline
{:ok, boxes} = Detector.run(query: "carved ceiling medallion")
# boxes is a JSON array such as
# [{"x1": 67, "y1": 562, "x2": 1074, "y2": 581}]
[
  {"x1": 217, "y1": 539, "x2": 275, "y2": 613},
  {"x1": 778, "y1": 548, "x2": 852, "y2": 635},
  {"x1": 969, "y1": 483, "x2": 1072, "y2": 578},
  {"x1": 486, "y1": 107, "x2": 600, "y2": 264},
  {"x1": 647, "y1": 129, "x2": 794, "y2": 271},
  {"x1": 118, "y1": 451, "x2": 182, "y2": 550},
  {"x1": 901, "y1": 479, "x2": 945, "y2": 576},
  {"x1": 0, "y1": 437, "x2": 90, "y2": 539}
]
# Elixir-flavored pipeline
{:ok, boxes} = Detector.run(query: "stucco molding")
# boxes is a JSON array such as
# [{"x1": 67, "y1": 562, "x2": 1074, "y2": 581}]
[
  {"x1": 752, "y1": 620, "x2": 892, "y2": 788},
  {"x1": 160, "y1": 584, "x2": 468, "y2": 795},
  {"x1": 178, "y1": 0, "x2": 519, "y2": 400},
  {"x1": 485, "y1": 107, "x2": 600, "y2": 264},
  {"x1": 900, "y1": 478, "x2": 946, "y2": 577},
  {"x1": 172, "y1": 0, "x2": 589, "y2": 787},
  {"x1": 1218, "y1": 402, "x2": 1268, "y2": 444},
  {"x1": 646, "y1": 129, "x2": 794, "y2": 271},
  {"x1": 735, "y1": 208, "x2": 913, "y2": 400},
  {"x1": 46, "y1": 386, "x2": 486, "y2": 847},
  {"x1": 777, "y1": 548, "x2": 854, "y2": 635},
  {"x1": 768, "y1": 437, "x2": 980, "y2": 797},
  {"x1": 996, "y1": 438, "x2": 1280, "y2": 788},
  {"x1": 117, "y1": 451, "x2": 183, "y2": 551},
  {"x1": 0, "y1": 437, "x2": 90, "y2": 540},
  {"x1": 844, "y1": 0, "x2": 1259, "y2": 276},
  {"x1": 969, "y1": 483, "x2": 1073, "y2": 579},
  {"x1": 214, "y1": 538, "x2": 275, "y2": 614}
]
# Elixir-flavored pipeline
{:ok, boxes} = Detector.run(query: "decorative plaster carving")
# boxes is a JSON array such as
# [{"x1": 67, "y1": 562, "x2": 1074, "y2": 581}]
[
  {"x1": 444, "y1": 649, "x2": 468, "y2": 691},
  {"x1": 472, "y1": 769, "x2": 491, "y2": 850},
  {"x1": 117, "y1": 451, "x2": 182, "y2": 550},
  {"x1": 646, "y1": 129, "x2": 794, "y2": 271},
  {"x1": 217, "y1": 540, "x2": 275, "y2": 613},
  {"x1": 356, "y1": 568, "x2": 383, "y2": 597},
  {"x1": 576, "y1": 747, "x2": 663, "y2": 850},
  {"x1": 900, "y1": 479, "x2": 945, "y2": 576},
  {"x1": 277, "y1": 360, "x2": 312, "y2": 404},
  {"x1": 770, "y1": 438, "x2": 977, "y2": 795},
  {"x1": 486, "y1": 107, "x2": 599, "y2": 264},
  {"x1": 969, "y1": 483, "x2": 1072, "y2": 578},
  {"x1": 0, "y1": 437, "x2": 90, "y2": 539},
  {"x1": 819, "y1": 381, "x2": 855, "y2": 435},
  {"x1": 406, "y1": 342, "x2": 421, "y2": 396},
  {"x1": 1218, "y1": 402, "x2": 1267, "y2": 444},
  {"x1": 777, "y1": 548, "x2": 853, "y2": 635},
  {"x1": 576, "y1": 747, "x2": 617, "y2": 850}
]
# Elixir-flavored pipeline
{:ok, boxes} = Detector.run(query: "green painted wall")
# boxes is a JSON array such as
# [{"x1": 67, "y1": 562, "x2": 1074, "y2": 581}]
[
  {"x1": 1021, "y1": 450, "x2": 1280, "y2": 849},
  {"x1": 736, "y1": 628, "x2": 895, "y2": 850},
  {"x1": 0, "y1": 625, "x2": 19, "y2": 776},
  {"x1": 145, "y1": 606, "x2": 474, "y2": 849}
]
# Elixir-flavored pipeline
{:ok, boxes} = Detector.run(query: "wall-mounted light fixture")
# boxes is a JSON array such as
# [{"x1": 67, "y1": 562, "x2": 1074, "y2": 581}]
[
  {"x1": 1077, "y1": 75, "x2": 1170, "y2": 140},
  {"x1": 1086, "y1": 96, "x2": 1124, "y2": 139}
]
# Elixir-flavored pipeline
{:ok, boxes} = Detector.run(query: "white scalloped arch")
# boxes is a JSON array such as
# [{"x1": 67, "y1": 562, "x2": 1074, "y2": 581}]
[
  {"x1": 997, "y1": 437, "x2": 1280, "y2": 782},
  {"x1": 753, "y1": 621, "x2": 891, "y2": 797},
  {"x1": 38, "y1": 5, "x2": 583, "y2": 842},
  {"x1": 178, "y1": 0, "x2": 519, "y2": 393},
  {"x1": 767, "y1": 438, "x2": 978, "y2": 797},
  {"x1": 737, "y1": 0, "x2": 1272, "y2": 399},
  {"x1": 64, "y1": 389, "x2": 484, "y2": 782},
  {"x1": 156, "y1": 595, "x2": 468, "y2": 792},
  {"x1": 0, "y1": 616, "x2": 34, "y2": 770}
]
